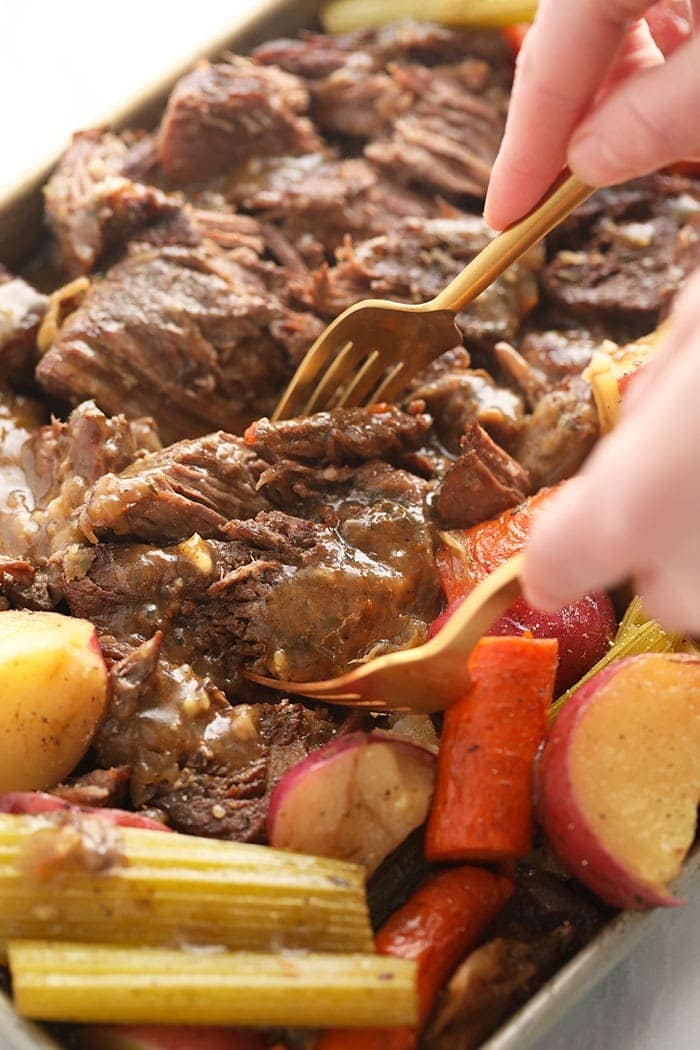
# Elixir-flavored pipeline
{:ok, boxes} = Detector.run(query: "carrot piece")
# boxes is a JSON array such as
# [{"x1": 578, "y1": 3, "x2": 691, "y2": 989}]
[
  {"x1": 501, "y1": 22, "x2": 530, "y2": 57},
  {"x1": 436, "y1": 485, "x2": 561, "y2": 602},
  {"x1": 315, "y1": 866, "x2": 513, "y2": 1050},
  {"x1": 426, "y1": 636, "x2": 558, "y2": 863}
]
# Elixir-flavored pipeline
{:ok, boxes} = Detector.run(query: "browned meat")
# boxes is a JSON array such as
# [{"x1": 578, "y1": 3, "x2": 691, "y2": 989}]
[
  {"x1": 0, "y1": 385, "x2": 48, "y2": 563},
  {"x1": 22, "y1": 400, "x2": 161, "y2": 561},
  {"x1": 64, "y1": 469, "x2": 440, "y2": 690},
  {"x1": 36, "y1": 243, "x2": 323, "y2": 444},
  {"x1": 245, "y1": 405, "x2": 432, "y2": 466},
  {"x1": 513, "y1": 376, "x2": 599, "y2": 490},
  {"x1": 52, "y1": 767, "x2": 131, "y2": 809},
  {"x1": 543, "y1": 175, "x2": 700, "y2": 322},
  {"x1": 228, "y1": 153, "x2": 438, "y2": 261},
  {"x1": 44, "y1": 129, "x2": 179, "y2": 276},
  {"x1": 80, "y1": 431, "x2": 270, "y2": 543},
  {"x1": 407, "y1": 348, "x2": 524, "y2": 453},
  {"x1": 157, "y1": 58, "x2": 321, "y2": 182},
  {"x1": 254, "y1": 23, "x2": 510, "y2": 148},
  {"x1": 516, "y1": 327, "x2": 606, "y2": 386},
  {"x1": 253, "y1": 22, "x2": 510, "y2": 78},
  {"x1": 0, "y1": 270, "x2": 47, "y2": 383},
  {"x1": 310, "y1": 215, "x2": 542, "y2": 350},
  {"x1": 434, "y1": 423, "x2": 530, "y2": 529},
  {"x1": 365, "y1": 61, "x2": 508, "y2": 199}
]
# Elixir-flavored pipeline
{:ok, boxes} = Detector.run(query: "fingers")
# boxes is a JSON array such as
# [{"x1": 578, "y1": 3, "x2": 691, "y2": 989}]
[
  {"x1": 568, "y1": 31, "x2": 700, "y2": 183},
  {"x1": 485, "y1": 0, "x2": 656, "y2": 229},
  {"x1": 523, "y1": 281, "x2": 700, "y2": 634}
]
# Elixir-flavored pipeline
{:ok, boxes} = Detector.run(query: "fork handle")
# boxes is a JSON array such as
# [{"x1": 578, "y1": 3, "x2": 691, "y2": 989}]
[{"x1": 431, "y1": 169, "x2": 593, "y2": 314}]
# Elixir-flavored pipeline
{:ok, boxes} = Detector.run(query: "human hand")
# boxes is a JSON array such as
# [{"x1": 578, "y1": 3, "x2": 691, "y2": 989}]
[
  {"x1": 522, "y1": 271, "x2": 700, "y2": 635},
  {"x1": 485, "y1": 0, "x2": 699, "y2": 230}
]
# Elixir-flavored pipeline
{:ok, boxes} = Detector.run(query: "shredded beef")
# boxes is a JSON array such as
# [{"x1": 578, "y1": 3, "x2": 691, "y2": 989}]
[
  {"x1": 0, "y1": 270, "x2": 47, "y2": 384},
  {"x1": 245, "y1": 405, "x2": 432, "y2": 466},
  {"x1": 513, "y1": 376, "x2": 599, "y2": 490},
  {"x1": 516, "y1": 326, "x2": 606, "y2": 387},
  {"x1": 0, "y1": 385, "x2": 48, "y2": 564},
  {"x1": 52, "y1": 767, "x2": 131, "y2": 809},
  {"x1": 543, "y1": 175, "x2": 700, "y2": 322},
  {"x1": 44, "y1": 129, "x2": 179, "y2": 276},
  {"x1": 310, "y1": 215, "x2": 542, "y2": 350},
  {"x1": 434, "y1": 423, "x2": 530, "y2": 529},
  {"x1": 80, "y1": 431, "x2": 270, "y2": 543},
  {"x1": 365, "y1": 60, "x2": 508, "y2": 200},
  {"x1": 228, "y1": 153, "x2": 438, "y2": 261},
  {"x1": 407, "y1": 347, "x2": 524, "y2": 453},
  {"x1": 157, "y1": 57, "x2": 321, "y2": 182},
  {"x1": 36, "y1": 243, "x2": 323, "y2": 443}
]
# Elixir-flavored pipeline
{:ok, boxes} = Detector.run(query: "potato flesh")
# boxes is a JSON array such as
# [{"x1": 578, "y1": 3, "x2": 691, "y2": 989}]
[
  {"x1": 569, "y1": 656, "x2": 700, "y2": 886},
  {"x1": 0, "y1": 611, "x2": 107, "y2": 793}
]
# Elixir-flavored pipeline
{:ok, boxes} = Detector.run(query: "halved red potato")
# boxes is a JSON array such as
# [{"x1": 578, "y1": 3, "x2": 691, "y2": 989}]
[
  {"x1": 268, "y1": 731, "x2": 436, "y2": 874},
  {"x1": 537, "y1": 653, "x2": 700, "y2": 908},
  {"x1": 0, "y1": 611, "x2": 109, "y2": 793}
]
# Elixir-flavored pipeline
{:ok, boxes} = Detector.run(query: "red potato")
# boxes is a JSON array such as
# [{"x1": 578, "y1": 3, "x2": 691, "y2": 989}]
[
  {"x1": 538, "y1": 653, "x2": 700, "y2": 909},
  {"x1": 0, "y1": 792, "x2": 170, "y2": 832},
  {"x1": 268, "y1": 731, "x2": 436, "y2": 874},
  {"x1": 74, "y1": 1025, "x2": 266, "y2": 1050},
  {"x1": 429, "y1": 592, "x2": 616, "y2": 695}
]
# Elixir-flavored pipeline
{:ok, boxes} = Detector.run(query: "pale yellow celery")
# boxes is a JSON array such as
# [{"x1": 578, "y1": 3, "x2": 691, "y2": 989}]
[
  {"x1": 0, "y1": 817, "x2": 372, "y2": 955},
  {"x1": 9, "y1": 941, "x2": 417, "y2": 1028},
  {"x1": 551, "y1": 603, "x2": 682, "y2": 719},
  {"x1": 322, "y1": 0, "x2": 537, "y2": 34}
]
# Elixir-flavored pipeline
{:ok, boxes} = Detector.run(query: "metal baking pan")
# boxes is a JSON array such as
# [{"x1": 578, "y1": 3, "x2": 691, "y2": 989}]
[{"x1": 0, "y1": 1, "x2": 698, "y2": 1047}]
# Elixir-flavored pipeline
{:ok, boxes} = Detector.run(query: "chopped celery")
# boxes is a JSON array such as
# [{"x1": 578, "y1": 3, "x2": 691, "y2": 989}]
[
  {"x1": 550, "y1": 600, "x2": 683, "y2": 719},
  {"x1": 322, "y1": 0, "x2": 538, "y2": 34},
  {"x1": 9, "y1": 941, "x2": 417, "y2": 1028}
]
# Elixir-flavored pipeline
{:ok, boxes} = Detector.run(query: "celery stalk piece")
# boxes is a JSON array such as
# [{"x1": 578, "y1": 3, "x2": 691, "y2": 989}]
[
  {"x1": 322, "y1": 0, "x2": 538, "y2": 34},
  {"x1": 0, "y1": 816, "x2": 373, "y2": 955},
  {"x1": 9, "y1": 941, "x2": 417, "y2": 1028},
  {"x1": 550, "y1": 605, "x2": 683, "y2": 720}
]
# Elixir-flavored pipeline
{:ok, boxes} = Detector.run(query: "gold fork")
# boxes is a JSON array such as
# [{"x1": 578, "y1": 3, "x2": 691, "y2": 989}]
[
  {"x1": 273, "y1": 170, "x2": 592, "y2": 420},
  {"x1": 244, "y1": 553, "x2": 523, "y2": 712}
]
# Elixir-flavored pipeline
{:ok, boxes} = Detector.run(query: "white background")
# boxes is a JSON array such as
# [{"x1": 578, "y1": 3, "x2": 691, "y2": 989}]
[{"x1": 1, "y1": 2, "x2": 698, "y2": 1047}]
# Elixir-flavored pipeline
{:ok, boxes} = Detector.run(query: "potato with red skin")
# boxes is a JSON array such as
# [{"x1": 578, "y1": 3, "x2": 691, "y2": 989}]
[
  {"x1": 268, "y1": 731, "x2": 436, "y2": 874},
  {"x1": 537, "y1": 653, "x2": 700, "y2": 909},
  {"x1": 74, "y1": 1025, "x2": 266, "y2": 1050},
  {"x1": 429, "y1": 592, "x2": 616, "y2": 694}
]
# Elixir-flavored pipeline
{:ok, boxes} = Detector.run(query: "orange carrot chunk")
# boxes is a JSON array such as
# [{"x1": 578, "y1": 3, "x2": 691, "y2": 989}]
[
  {"x1": 436, "y1": 486, "x2": 561, "y2": 602},
  {"x1": 426, "y1": 636, "x2": 558, "y2": 864},
  {"x1": 315, "y1": 866, "x2": 513, "y2": 1050}
]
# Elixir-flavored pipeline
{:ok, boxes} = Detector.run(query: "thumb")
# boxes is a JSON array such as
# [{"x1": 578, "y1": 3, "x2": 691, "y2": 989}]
[{"x1": 568, "y1": 32, "x2": 700, "y2": 185}]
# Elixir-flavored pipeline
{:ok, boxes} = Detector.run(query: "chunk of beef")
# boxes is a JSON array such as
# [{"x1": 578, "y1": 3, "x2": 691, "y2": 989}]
[
  {"x1": 310, "y1": 58, "x2": 409, "y2": 139},
  {"x1": 434, "y1": 423, "x2": 530, "y2": 529},
  {"x1": 407, "y1": 347, "x2": 524, "y2": 453},
  {"x1": 253, "y1": 22, "x2": 510, "y2": 78},
  {"x1": 36, "y1": 243, "x2": 323, "y2": 443},
  {"x1": 44, "y1": 129, "x2": 179, "y2": 276},
  {"x1": 516, "y1": 327, "x2": 606, "y2": 386},
  {"x1": 365, "y1": 61, "x2": 508, "y2": 199},
  {"x1": 228, "y1": 154, "x2": 438, "y2": 261},
  {"x1": 52, "y1": 767, "x2": 131, "y2": 809},
  {"x1": 94, "y1": 631, "x2": 337, "y2": 841},
  {"x1": 513, "y1": 376, "x2": 598, "y2": 490},
  {"x1": 310, "y1": 215, "x2": 542, "y2": 351},
  {"x1": 245, "y1": 405, "x2": 432, "y2": 466},
  {"x1": 0, "y1": 269, "x2": 47, "y2": 384},
  {"x1": 80, "y1": 431, "x2": 270, "y2": 543},
  {"x1": 65, "y1": 482, "x2": 440, "y2": 690},
  {"x1": 157, "y1": 58, "x2": 321, "y2": 182},
  {"x1": 543, "y1": 175, "x2": 700, "y2": 322},
  {"x1": 22, "y1": 400, "x2": 161, "y2": 560}
]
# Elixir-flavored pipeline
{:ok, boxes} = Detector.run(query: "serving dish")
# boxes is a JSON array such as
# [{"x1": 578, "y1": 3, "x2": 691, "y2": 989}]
[{"x1": 0, "y1": 2, "x2": 698, "y2": 1048}]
